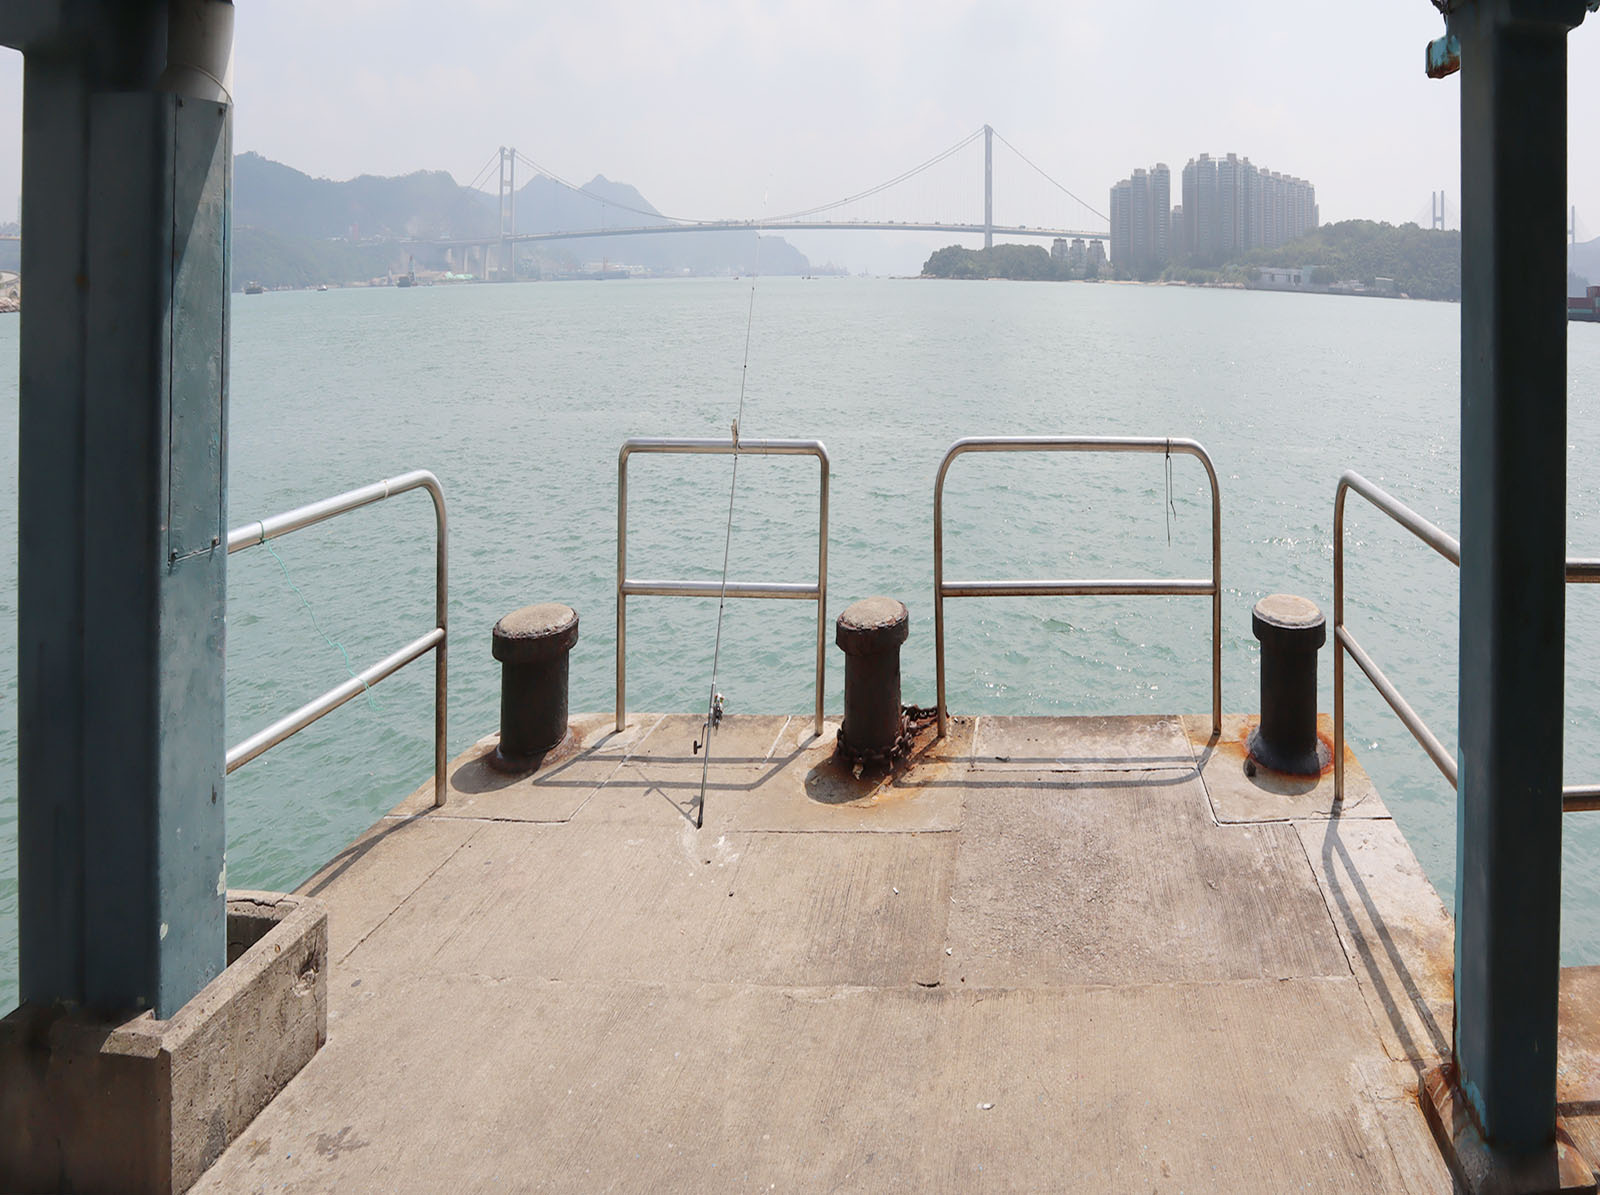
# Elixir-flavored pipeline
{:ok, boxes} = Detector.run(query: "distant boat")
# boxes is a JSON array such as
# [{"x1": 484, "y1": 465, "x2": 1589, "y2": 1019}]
[
  {"x1": 317, "y1": 284, "x2": 328, "y2": 292},
  {"x1": 243, "y1": 281, "x2": 263, "y2": 295},
  {"x1": 395, "y1": 275, "x2": 414, "y2": 289}
]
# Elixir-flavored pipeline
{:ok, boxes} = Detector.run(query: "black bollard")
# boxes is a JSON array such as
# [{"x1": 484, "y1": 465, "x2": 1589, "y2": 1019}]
[
  {"x1": 490, "y1": 603, "x2": 579, "y2": 773},
  {"x1": 836, "y1": 597, "x2": 910, "y2": 764},
  {"x1": 1246, "y1": 593, "x2": 1328, "y2": 776}
]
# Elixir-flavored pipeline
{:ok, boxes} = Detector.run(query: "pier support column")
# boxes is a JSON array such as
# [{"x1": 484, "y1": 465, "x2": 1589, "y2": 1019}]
[
  {"x1": 3, "y1": 0, "x2": 232, "y2": 1020},
  {"x1": 1436, "y1": 0, "x2": 1592, "y2": 1171}
]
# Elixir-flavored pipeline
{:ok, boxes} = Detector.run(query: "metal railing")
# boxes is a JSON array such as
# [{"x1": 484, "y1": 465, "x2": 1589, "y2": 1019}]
[
  {"x1": 933, "y1": 436, "x2": 1223, "y2": 739},
  {"x1": 226, "y1": 470, "x2": 448, "y2": 807},
  {"x1": 1333, "y1": 469, "x2": 1599, "y2": 812},
  {"x1": 616, "y1": 437, "x2": 829, "y2": 734}
]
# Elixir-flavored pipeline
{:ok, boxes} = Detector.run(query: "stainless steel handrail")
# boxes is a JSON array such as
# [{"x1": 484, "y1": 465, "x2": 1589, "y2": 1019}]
[
  {"x1": 933, "y1": 436, "x2": 1223, "y2": 739},
  {"x1": 616, "y1": 437, "x2": 829, "y2": 734},
  {"x1": 226, "y1": 469, "x2": 448, "y2": 808},
  {"x1": 1333, "y1": 469, "x2": 1594, "y2": 813}
]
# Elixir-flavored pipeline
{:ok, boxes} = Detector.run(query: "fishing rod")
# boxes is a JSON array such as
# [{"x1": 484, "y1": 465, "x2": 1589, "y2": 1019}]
[{"x1": 692, "y1": 196, "x2": 766, "y2": 829}]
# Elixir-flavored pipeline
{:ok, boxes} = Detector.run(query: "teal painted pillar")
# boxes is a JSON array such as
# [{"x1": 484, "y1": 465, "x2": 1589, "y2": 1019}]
[
  {"x1": 1449, "y1": 0, "x2": 1591, "y2": 1153},
  {"x1": 6, "y1": 0, "x2": 233, "y2": 1019}
]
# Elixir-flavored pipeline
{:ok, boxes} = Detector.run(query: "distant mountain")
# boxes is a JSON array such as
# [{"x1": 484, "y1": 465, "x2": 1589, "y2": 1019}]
[
  {"x1": 502, "y1": 172, "x2": 808, "y2": 275},
  {"x1": 231, "y1": 153, "x2": 810, "y2": 286}
]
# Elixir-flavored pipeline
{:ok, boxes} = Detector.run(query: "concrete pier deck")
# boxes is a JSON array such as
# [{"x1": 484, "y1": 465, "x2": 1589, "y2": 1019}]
[{"x1": 195, "y1": 713, "x2": 1600, "y2": 1192}]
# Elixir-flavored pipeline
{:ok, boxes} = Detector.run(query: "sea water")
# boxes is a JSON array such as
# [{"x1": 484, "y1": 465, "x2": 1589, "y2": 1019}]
[{"x1": 3, "y1": 276, "x2": 1600, "y2": 1011}]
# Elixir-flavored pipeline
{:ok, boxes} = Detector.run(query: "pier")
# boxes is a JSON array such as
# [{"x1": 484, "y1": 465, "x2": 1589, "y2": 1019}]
[
  {"x1": 4, "y1": 1, "x2": 1599, "y2": 1190},
  {"x1": 176, "y1": 709, "x2": 1587, "y2": 1192}
]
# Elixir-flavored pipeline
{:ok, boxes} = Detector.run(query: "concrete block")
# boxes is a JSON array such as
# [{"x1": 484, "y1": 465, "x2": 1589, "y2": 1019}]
[
  {"x1": 972, "y1": 713, "x2": 1194, "y2": 772},
  {"x1": 0, "y1": 891, "x2": 327, "y2": 1194}
]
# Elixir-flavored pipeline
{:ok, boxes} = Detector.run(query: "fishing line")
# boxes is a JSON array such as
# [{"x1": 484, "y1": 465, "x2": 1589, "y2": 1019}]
[
  {"x1": 263, "y1": 540, "x2": 382, "y2": 711},
  {"x1": 695, "y1": 181, "x2": 770, "y2": 829},
  {"x1": 1165, "y1": 439, "x2": 1178, "y2": 546}
]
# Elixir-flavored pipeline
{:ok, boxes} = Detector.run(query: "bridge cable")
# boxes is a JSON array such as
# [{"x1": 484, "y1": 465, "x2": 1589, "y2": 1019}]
[
  {"x1": 693, "y1": 188, "x2": 770, "y2": 829},
  {"x1": 513, "y1": 149, "x2": 699, "y2": 226},
  {"x1": 764, "y1": 128, "x2": 984, "y2": 223},
  {"x1": 990, "y1": 128, "x2": 1109, "y2": 225},
  {"x1": 422, "y1": 150, "x2": 509, "y2": 251},
  {"x1": 461, "y1": 149, "x2": 501, "y2": 195}
]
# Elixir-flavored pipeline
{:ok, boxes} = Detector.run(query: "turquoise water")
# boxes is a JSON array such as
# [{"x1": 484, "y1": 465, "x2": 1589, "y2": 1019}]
[{"x1": 3, "y1": 277, "x2": 1600, "y2": 1011}]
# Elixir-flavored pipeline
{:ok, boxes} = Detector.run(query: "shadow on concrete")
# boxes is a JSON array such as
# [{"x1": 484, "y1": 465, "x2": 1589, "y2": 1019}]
[{"x1": 1314, "y1": 815, "x2": 1451, "y2": 1062}]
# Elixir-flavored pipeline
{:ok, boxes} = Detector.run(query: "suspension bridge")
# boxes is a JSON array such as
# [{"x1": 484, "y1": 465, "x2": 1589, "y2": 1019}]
[{"x1": 429, "y1": 126, "x2": 1112, "y2": 276}]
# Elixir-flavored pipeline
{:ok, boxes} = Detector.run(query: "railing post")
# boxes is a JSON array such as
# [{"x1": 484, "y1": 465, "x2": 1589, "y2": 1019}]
[
  {"x1": 223, "y1": 472, "x2": 448, "y2": 801},
  {"x1": 616, "y1": 445, "x2": 629, "y2": 733},
  {"x1": 1445, "y1": 0, "x2": 1590, "y2": 1158},
  {"x1": 1333, "y1": 485, "x2": 1347, "y2": 804},
  {"x1": 932, "y1": 437, "x2": 1221, "y2": 741},
  {"x1": 815, "y1": 450, "x2": 830, "y2": 735},
  {"x1": 432, "y1": 481, "x2": 449, "y2": 807},
  {"x1": 614, "y1": 439, "x2": 827, "y2": 735}
]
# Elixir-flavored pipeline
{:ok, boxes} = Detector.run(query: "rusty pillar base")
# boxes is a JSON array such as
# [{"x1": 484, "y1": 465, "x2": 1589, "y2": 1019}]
[
  {"x1": 490, "y1": 725, "x2": 579, "y2": 776},
  {"x1": 1421, "y1": 1065, "x2": 1596, "y2": 1194}
]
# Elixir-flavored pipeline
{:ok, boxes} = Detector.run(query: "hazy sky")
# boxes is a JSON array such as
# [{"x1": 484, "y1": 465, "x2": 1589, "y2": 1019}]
[{"x1": 1, "y1": 2, "x2": 1598, "y2": 268}]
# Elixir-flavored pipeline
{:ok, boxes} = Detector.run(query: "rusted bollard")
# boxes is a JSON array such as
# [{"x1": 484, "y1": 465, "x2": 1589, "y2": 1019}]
[
  {"x1": 1247, "y1": 593, "x2": 1328, "y2": 776},
  {"x1": 490, "y1": 603, "x2": 579, "y2": 773},
  {"x1": 836, "y1": 597, "x2": 910, "y2": 764}
]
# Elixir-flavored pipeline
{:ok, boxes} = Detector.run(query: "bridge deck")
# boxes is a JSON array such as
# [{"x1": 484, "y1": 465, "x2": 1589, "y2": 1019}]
[{"x1": 195, "y1": 713, "x2": 1600, "y2": 1192}]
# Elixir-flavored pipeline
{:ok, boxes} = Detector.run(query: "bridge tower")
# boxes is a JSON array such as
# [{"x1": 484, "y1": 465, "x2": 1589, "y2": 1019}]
[
  {"x1": 984, "y1": 125, "x2": 993, "y2": 250},
  {"x1": 1432, "y1": 190, "x2": 1447, "y2": 231},
  {"x1": 497, "y1": 146, "x2": 517, "y2": 281}
]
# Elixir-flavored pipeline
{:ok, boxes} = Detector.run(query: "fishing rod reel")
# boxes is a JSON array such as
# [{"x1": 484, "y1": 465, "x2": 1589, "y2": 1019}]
[{"x1": 693, "y1": 692, "x2": 725, "y2": 755}]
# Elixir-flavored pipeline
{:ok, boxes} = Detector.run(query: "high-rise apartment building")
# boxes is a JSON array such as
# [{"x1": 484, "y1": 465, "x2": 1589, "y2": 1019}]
[
  {"x1": 1110, "y1": 162, "x2": 1174, "y2": 273},
  {"x1": 1218, "y1": 154, "x2": 1240, "y2": 257},
  {"x1": 1243, "y1": 160, "x2": 1261, "y2": 252},
  {"x1": 1109, "y1": 179, "x2": 1132, "y2": 268},
  {"x1": 1194, "y1": 154, "x2": 1219, "y2": 264},
  {"x1": 1152, "y1": 164, "x2": 1171, "y2": 265},
  {"x1": 1172, "y1": 154, "x2": 1317, "y2": 264},
  {"x1": 1130, "y1": 169, "x2": 1150, "y2": 269},
  {"x1": 1117, "y1": 153, "x2": 1318, "y2": 272}
]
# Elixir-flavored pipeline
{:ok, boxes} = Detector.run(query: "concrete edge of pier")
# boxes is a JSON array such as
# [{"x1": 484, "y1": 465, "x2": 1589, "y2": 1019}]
[{"x1": 0, "y1": 892, "x2": 328, "y2": 1194}]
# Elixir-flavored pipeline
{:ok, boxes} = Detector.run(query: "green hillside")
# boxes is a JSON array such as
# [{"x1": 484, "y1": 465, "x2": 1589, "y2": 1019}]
[
  {"x1": 921, "y1": 243, "x2": 1092, "y2": 280},
  {"x1": 1232, "y1": 220, "x2": 1461, "y2": 301},
  {"x1": 232, "y1": 226, "x2": 403, "y2": 289}
]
